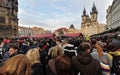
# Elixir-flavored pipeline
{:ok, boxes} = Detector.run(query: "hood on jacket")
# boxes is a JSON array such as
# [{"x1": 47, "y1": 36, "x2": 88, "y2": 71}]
[
  {"x1": 109, "y1": 51, "x2": 120, "y2": 56},
  {"x1": 77, "y1": 52, "x2": 92, "y2": 64}
]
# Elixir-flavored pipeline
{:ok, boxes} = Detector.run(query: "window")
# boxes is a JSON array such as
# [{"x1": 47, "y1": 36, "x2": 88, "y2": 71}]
[
  {"x1": 92, "y1": 15, "x2": 94, "y2": 19},
  {"x1": 0, "y1": 17, "x2": 5, "y2": 23}
]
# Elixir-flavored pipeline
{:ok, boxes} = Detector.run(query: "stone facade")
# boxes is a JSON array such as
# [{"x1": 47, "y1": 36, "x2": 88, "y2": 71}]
[
  {"x1": 80, "y1": 4, "x2": 106, "y2": 36},
  {"x1": 0, "y1": 0, "x2": 18, "y2": 38},
  {"x1": 54, "y1": 27, "x2": 68, "y2": 36},
  {"x1": 106, "y1": 0, "x2": 120, "y2": 30},
  {"x1": 18, "y1": 26, "x2": 47, "y2": 37},
  {"x1": 54, "y1": 26, "x2": 81, "y2": 36}
]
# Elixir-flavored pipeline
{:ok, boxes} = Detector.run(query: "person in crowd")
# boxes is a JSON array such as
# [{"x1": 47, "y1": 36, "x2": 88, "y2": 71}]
[
  {"x1": 63, "y1": 38, "x2": 77, "y2": 58},
  {"x1": 106, "y1": 42, "x2": 116, "y2": 60},
  {"x1": 19, "y1": 41, "x2": 30, "y2": 54},
  {"x1": 72, "y1": 42, "x2": 102, "y2": 75},
  {"x1": 55, "y1": 39, "x2": 62, "y2": 48},
  {"x1": 0, "y1": 54, "x2": 31, "y2": 75},
  {"x1": 2, "y1": 37, "x2": 10, "y2": 54},
  {"x1": 0, "y1": 37, "x2": 3, "y2": 45},
  {"x1": 48, "y1": 45, "x2": 63, "y2": 59},
  {"x1": 107, "y1": 42, "x2": 120, "y2": 75},
  {"x1": 26, "y1": 48, "x2": 45, "y2": 75},
  {"x1": 111, "y1": 34, "x2": 120, "y2": 50},
  {"x1": 37, "y1": 43, "x2": 48, "y2": 75},
  {"x1": 55, "y1": 55, "x2": 73, "y2": 75},
  {"x1": 91, "y1": 39, "x2": 112, "y2": 75},
  {"x1": 37, "y1": 43, "x2": 48, "y2": 66},
  {"x1": 3, "y1": 45, "x2": 19, "y2": 61},
  {"x1": 18, "y1": 38, "x2": 24, "y2": 48},
  {"x1": 46, "y1": 45, "x2": 63, "y2": 75}
]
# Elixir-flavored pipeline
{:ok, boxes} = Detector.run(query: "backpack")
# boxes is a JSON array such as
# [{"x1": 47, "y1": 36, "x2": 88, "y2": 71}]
[{"x1": 111, "y1": 55, "x2": 120, "y2": 75}]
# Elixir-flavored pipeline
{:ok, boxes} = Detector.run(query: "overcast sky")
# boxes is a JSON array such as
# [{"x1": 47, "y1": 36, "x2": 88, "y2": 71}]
[{"x1": 18, "y1": 0, "x2": 113, "y2": 31}]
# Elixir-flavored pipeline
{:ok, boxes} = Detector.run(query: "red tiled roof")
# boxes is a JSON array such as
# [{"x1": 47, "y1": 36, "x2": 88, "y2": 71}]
[
  {"x1": 62, "y1": 33, "x2": 82, "y2": 37},
  {"x1": 34, "y1": 33, "x2": 54, "y2": 38},
  {"x1": 55, "y1": 27, "x2": 68, "y2": 32}
]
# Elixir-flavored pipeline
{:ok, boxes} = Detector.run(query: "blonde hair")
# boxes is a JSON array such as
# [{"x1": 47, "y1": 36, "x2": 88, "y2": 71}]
[
  {"x1": 0, "y1": 54, "x2": 31, "y2": 75},
  {"x1": 26, "y1": 48, "x2": 40, "y2": 64},
  {"x1": 51, "y1": 45, "x2": 63, "y2": 59}
]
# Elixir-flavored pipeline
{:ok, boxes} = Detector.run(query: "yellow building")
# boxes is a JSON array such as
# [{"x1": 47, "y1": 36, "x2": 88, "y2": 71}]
[
  {"x1": 0, "y1": 0, "x2": 18, "y2": 38},
  {"x1": 80, "y1": 4, "x2": 106, "y2": 36}
]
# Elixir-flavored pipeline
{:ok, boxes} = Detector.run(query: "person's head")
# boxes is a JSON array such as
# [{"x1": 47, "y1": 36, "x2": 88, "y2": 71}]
[
  {"x1": 67, "y1": 38, "x2": 74, "y2": 45},
  {"x1": 37, "y1": 43, "x2": 44, "y2": 51},
  {"x1": 55, "y1": 55, "x2": 73, "y2": 75},
  {"x1": 107, "y1": 42, "x2": 116, "y2": 52},
  {"x1": 0, "y1": 54, "x2": 31, "y2": 75},
  {"x1": 91, "y1": 38, "x2": 97, "y2": 45},
  {"x1": 77, "y1": 42, "x2": 91, "y2": 54},
  {"x1": 26, "y1": 48, "x2": 40, "y2": 65},
  {"x1": 91, "y1": 38, "x2": 103, "y2": 57},
  {"x1": 9, "y1": 45, "x2": 18, "y2": 55},
  {"x1": 51, "y1": 45, "x2": 63, "y2": 59}
]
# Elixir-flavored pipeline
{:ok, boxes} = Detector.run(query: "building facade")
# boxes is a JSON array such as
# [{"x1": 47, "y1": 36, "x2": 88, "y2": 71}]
[
  {"x1": 18, "y1": 26, "x2": 47, "y2": 37},
  {"x1": 54, "y1": 24, "x2": 81, "y2": 36},
  {"x1": 81, "y1": 4, "x2": 106, "y2": 36},
  {"x1": 0, "y1": 0, "x2": 18, "y2": 38},
  {"x1": 68, "y1": 24, "x2": 81, "y2": 34},
  {"x1": 54, "y1": 27, "x2": 68, "y2": 36},
  {"x1": 106, "y1": 0, "x2": 120, "y2": 30}
]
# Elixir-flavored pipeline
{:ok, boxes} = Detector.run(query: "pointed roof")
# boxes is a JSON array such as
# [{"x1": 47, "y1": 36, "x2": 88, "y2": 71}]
[
  {"x1": 69, "y1": 24, "x2": 75, "y2": 29},
  {"x1": 92, "y1": 3, "x2": 96, "y2": 11},
  {"x1": 83, "y1": 7, "x2": 86, "y2": 16},
  {"x1": 91, "y1": 3, "x2": 98, "y2": 14}
]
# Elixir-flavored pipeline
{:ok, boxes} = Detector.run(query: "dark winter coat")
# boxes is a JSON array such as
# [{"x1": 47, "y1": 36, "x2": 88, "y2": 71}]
[
  {"x1": 72, "y1": 52, "x2": 102, "y2": 75},
  {"x1": 46, "y1": 59, "x2": 56, "y2": 75},
  {"x1": 32, "y1": 63, "x2": 45, "y2": 75}
]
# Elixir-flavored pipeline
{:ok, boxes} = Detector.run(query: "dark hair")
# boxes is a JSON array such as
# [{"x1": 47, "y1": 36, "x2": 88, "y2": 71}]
[
  {"x1": 107, "y1": 42, "x2": 116, "y2": 52},
  {"x1": 10, "y1": 45, "x2": 18, "y2": 50},
  {"x1": 91, "y1": 38, "x2": 97, "y2": 45},
  {"x1": 77, "y1": 43, "x2": 90, "y2": 53},
  {"x1": 67, "y1": 38, "x2": 74, "y2": 45},
  {"x1": 55, "y1": 55, "x2": 73, "y2": 75},
  {"x1": 37, "y1": 43, "x2": 44, "y2": 49}
]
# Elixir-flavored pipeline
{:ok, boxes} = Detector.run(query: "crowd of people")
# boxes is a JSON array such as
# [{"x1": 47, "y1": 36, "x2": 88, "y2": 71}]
[{"x1": 0, "y1": 35, "x2": 120, "y2": 75}]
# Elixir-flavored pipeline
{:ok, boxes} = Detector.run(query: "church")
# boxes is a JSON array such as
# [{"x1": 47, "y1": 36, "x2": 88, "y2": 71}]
[
  {"x1": 80, "y1": 3, "x2": 106, "y2": 36},
  {"x1": 0, "y1": 0, "x2": 18, "y2": 38}
]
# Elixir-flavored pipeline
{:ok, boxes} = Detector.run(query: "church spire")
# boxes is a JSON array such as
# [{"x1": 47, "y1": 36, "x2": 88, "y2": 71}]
[
  {"x1": 91, "y1": 3, "x2": 98, "y2": 14},
  {"x1": 83, "y1": 7, "x2": 86, "y2": 16}
]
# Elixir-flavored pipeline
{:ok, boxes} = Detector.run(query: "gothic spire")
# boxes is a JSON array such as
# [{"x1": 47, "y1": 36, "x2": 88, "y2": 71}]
[
  {"x1": 91, "y1": 3, "x2": 98, "y2": 14},
  {"x1": 83, "y1": 7, "x2": 86, "y2": 16}
]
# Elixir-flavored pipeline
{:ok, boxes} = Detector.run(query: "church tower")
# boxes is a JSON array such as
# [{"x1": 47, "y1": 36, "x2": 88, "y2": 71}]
[
  {"x1": 80, "y1": 3, "x2": 106, "y2": 36},
  {"x1": 81, "y1": 7, "x2": 87, "y2": 28},
  {"x1": 82, "y1": 7, "x2": 87, "y2": 23},
  {"x1": 90, "y1": 3, "x2": 98, "y2": 21}
]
